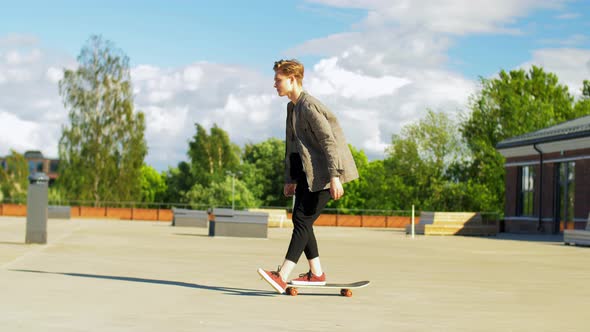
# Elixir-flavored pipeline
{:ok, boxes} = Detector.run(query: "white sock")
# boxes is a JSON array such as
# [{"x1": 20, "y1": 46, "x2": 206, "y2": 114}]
[
  {"x1": 309, "y1": 257, "x2": 323, "y2": 276},
  {"x1": 279, "y1": 259, "x2": 296, "y2": 282}
]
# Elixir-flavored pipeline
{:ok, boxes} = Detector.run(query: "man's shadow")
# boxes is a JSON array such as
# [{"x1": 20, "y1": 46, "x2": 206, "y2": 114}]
[{"x1": 9, "y1": 269, "x2": 276, "y2": 297}]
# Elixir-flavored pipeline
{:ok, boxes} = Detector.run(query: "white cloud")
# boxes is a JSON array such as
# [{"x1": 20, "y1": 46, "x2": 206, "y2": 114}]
[
  {"x1": 0, "y1": 34, "x2": 39, "y2": 47},
  {"x1": 131, "y1": 61, "x2": 287, "y2": 169},
  {"x1": 0, "y1": 111, "x2": 59, "y2": 157},
  {"x1": 46, "y1": 67, "x2": 64, "y2": 83},
  {"x1": 0, "y1": 34, "x2": 70, "y2": 159},
  {"x1": 4, "y1": 48, "x2": 42, "y2": 65},
  {"x1": 306, "y1": 0, "x2": 567, "y2": 34},
  {"x1": 556, "y1": 12, "x2": 580, "y2": 20},
  {"x1": 540, "y1": 34, "x2": 588, "y2": 47},
  {"x1": 308, "y1": 57, "x2": 411, "y2": 99}
]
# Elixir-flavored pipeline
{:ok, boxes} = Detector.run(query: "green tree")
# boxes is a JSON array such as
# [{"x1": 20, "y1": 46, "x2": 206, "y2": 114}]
[
  {"x1": 574, "y1": 80, "x2": 590, "y2": 115},
  {"x1": 385, "y1": 110, "x2": 466, "y2": 211},
  {"x1": 188, "y1": 124, "x2": 241, "y2": 185},
  {"x1": 0, "y1": 150, "x2": 29, "y2": 203},
  {"x1": 184, "y1": 177, "x2": 258, "y2": 209},
  {"x1": 57, "y1": 35, "x2": 147, "y2": 205},
  {"x1": 241, "y1": 138, "x2": 287, "y2": 207},
  {"x1": 163, "y1": 123, "x2": 242, "y2": 204},
  {"x1": 461, "y1": 66, "x2": 579, "y2": 213},
  {"x1": 326, "y1": 145, "x2": 368, "y2": 211},
  {"x1": 161, "y1": 163, "x2": 193, "y2": 203},
  {"x1": 139, "y1": 165, "x2": 167, "y2": 203}
]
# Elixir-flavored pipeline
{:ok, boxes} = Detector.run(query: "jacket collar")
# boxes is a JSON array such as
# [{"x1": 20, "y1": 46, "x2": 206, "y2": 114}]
[{"x1": 289, "y1": 91, "x2": 307, "y2": 110}]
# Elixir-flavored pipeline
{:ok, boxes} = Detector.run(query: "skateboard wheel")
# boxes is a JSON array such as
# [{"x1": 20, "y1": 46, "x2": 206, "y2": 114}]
[
  {"x1": 341, "y1": 289, "x2": 352, "y2": 297},
  {"x1": 287, "y1": 287, "x2": 298, "y2": 296}
]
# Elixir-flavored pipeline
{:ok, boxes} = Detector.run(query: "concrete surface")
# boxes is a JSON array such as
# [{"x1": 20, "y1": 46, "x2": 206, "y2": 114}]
[{"x1": 0, "y1": 216, "x2": 589, "y2": 331}]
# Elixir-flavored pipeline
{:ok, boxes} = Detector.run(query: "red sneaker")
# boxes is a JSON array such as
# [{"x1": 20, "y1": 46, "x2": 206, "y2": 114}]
[
  {"x1": 257, "y1": 268, "x2": 287, "y2": 294},
  {"x1": 289, "y1": 271, "x2": 326, "y2": 286}
]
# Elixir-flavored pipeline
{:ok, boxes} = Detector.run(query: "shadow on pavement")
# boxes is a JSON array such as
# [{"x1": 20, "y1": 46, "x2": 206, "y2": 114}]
[
  {"x1": 9, "y1": 269, "x2": 277, "y2": 297},
  {"x1": 0, "y1": 241, "x2": 27, "y2": 246},
  {"x1": 486, "y1": 233, "x2": 564, "y2": 244},
  {"x1": 173, "y1": 233, "x2": 209, "y2": 238}
]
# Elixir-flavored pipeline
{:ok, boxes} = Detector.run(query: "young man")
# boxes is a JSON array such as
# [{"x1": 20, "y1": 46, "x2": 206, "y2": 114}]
[{"x1": 257, "y1": 59, "x2": 359, "y2": 294}]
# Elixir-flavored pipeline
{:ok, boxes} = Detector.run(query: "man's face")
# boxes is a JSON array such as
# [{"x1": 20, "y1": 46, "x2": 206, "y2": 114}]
[{"x1": 274, "y1": 73, "x2": 293, "y2": 97}]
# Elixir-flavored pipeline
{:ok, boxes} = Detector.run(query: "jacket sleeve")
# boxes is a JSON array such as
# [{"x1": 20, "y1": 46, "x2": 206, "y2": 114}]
[
  {"x1": 304, "y1": 102, "x2": 342, "y2": 178},
  {"x1": 284, "y1": 106, "x2": 298, "y2": 184}
]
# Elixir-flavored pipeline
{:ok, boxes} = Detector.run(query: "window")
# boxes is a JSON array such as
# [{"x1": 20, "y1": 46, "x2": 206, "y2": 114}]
[
  {"x1": 518, "y1": 165, "x2": 535, "y2": 216},
  {"x1": 28, "y1": 160, "x2": 44, "y2": 174},
  {"x1": 49, "y1": 160, "x2": 59, "y2": 173},
  {"x1": 557, "y1": 162, "x2": 575, "y2": 227}
]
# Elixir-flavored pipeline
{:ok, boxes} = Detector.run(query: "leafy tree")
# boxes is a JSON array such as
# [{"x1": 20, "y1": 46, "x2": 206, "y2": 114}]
[
  {"x1": 57, "y1": 35, "x2": 147, "y2": 206},
  {"x1": 327, "y1": 145, "x2": 368, "y2": 211},
  {"x1": 183, "y1": 176, "x2": 258, "y2": 209},
  {"x1": 163, "y1": 124, "x2": 242, "y2": 204},
  {"x1": 384, "y1": 110, "x2": 466, "y2": 210},
  {"x1": 139, "y1": 165, "x2": 167, "y2": 203},
  {"x1": 188, "y1": 124, "x2": 241, "y2": 185},
  {"x1": 574, "y1": 80, "x2": 590, "y2": 115},
  {"x1": 0, "y1": 150, "x2": 29, "y2": 203},
  {"x1": 241, "y1": 138, "x2": 287, "y2": 207}
]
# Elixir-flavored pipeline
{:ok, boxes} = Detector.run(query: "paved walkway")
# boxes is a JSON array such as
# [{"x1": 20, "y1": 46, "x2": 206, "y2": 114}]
[{"x1": 0, "y1": 217, "x2": 588, "y2": 331}]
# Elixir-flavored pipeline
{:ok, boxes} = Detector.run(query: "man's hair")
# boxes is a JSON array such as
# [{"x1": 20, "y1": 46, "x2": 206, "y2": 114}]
[{"x1": 273, "y1": 59, "x2": 304, "y2": 85}]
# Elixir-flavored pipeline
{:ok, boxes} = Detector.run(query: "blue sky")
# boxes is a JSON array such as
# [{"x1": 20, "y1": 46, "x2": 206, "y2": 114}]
[
  {"x1": 4, "y1": 0, "x2": 587, "y2": 77},
  {"x1": 447, "y1": 2, "x2": 590, "y2": 78},
  {"x1": 1, "y1": 0, "x2": 590, "y2": 170},
  {"x1": 1, "y1": 1, "x2": 364, "y2": 70}
]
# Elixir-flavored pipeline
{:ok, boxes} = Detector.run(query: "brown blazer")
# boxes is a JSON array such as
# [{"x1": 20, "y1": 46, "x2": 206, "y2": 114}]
[{"x1": 285, "y1": 91, "x2": 359, "y2": 192}]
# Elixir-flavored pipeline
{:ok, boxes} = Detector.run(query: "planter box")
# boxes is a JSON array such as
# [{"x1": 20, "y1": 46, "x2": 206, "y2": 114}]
[
  {"x1": 172, "y1": 208, "x2": 208, "y2": 227},
  {"x1": 209, "y1": 209, "x2": 268, "y2": 238}
]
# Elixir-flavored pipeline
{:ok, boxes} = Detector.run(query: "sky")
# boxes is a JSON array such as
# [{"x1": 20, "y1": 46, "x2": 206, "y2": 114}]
[{"x1": 1, "y1": 0, "x2": 590, "y2": 171}]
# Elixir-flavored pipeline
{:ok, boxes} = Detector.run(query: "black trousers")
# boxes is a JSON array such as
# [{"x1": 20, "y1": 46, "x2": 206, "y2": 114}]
[{"x1": 285, "y1": 177, "x2": 332, "y2": 263}]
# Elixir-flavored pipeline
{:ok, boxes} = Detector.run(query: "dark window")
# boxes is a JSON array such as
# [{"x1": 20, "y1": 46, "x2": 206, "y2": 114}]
[
  {"x1": 50, "y1": 160, "x2": 59, "y2": 173},
  {"x1": 518, "y1": 165, "x2": 535, "y2": 216},
  {"x1": 28, "y1": 160, "x2": 44, "y2": 173},
  {"x1": 557, "y1": 162, "x2": 575, "y2": 226}
]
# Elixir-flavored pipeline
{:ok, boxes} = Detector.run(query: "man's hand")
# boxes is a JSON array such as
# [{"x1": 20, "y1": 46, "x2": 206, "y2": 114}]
[
  {"x1": 330, "y1": 177, "x2": 344, "y2": 200},
  {"x1": 284, "y1": 183, "x2": 297, "y2": 197}
]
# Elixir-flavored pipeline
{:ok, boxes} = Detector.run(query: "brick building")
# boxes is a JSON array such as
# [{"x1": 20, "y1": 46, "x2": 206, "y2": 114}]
[
  {"x1": 0, "y1": 151, "x2": 59, "y2": 185},
  {"x1": 496, "y1": 115, "x2": 590, "y2": 234}
]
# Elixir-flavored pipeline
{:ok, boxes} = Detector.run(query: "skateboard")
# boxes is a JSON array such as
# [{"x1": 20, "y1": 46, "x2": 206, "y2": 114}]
[{"x1": 285, "y1": 280, "x2": 370, "y2": 297}]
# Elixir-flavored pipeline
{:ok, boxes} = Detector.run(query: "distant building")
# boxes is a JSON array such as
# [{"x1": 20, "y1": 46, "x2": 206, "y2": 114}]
[
  {"x1": 0, "y1": 150, "x2": 60, "y2": 186},
  {"x1": 496, "y1": 115, "x2": 590, "y2": 234}
]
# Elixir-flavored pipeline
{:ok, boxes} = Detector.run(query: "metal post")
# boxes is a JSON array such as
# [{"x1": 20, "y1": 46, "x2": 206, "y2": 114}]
[
  {"x1": 231, "y1": 173, "x2": 235, "y2": 210},
  {"x1": 26, "y1": 172, "x2": 49, "y2": 244},
  {"x1": 411, "y1": 205, "x2": 415, "y2": 239},
  {"x1": 226, "y1": 170, "x2": 242, "y2": 210}
]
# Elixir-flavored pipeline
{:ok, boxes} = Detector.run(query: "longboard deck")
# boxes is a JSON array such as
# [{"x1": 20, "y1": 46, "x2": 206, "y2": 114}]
[
  {"x1": 285, "y1": 280, "x2": 370, "y2": 297},
  {"x1": 288, "y1": 280, "x2": 370, "y2": 288}
]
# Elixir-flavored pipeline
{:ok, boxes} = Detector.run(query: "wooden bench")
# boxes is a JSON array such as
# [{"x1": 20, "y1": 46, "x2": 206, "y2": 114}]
[
  {"x1": 248, "y1": 208, "x2": 292, "y2": 228},
  {"x1": 172, "y1": 208, "x2": 208, "y2": 228},
  {"x1": 48, "y1": 205, "x2": 71, "y2": 219},
  {"x1": 405, "y1": 212, "x2": 434, "y2": 235},
  {"x1": 564, "y1": 213, "x2": 590, "y2": 246},
  {"x1": 407, "y1": 212, "x2": 497, "y2": 236},
  {"x1": 209, "y1": 208, "x2": 269, "y2": 238}
]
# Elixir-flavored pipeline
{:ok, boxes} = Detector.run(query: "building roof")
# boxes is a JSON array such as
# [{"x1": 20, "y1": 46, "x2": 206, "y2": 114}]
[
  {"x1": 496, "y1": 114, "x2": 590, "y2": 149},
  {"x1": 24, "y1": 150, "x2": 44, "y2": 159}
]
